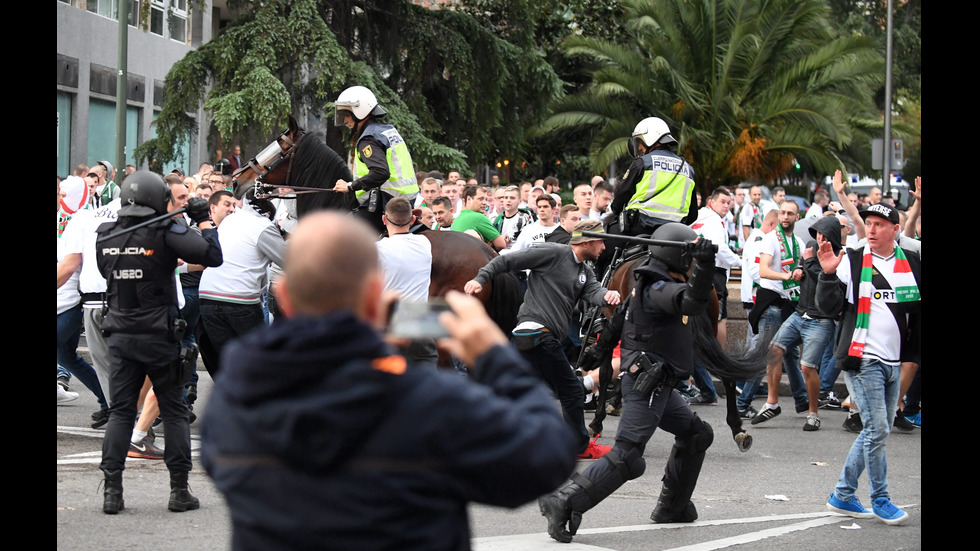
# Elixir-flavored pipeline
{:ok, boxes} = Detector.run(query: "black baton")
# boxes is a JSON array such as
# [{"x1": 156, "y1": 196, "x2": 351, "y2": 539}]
[
  {"x1": 582, "y1": 231, "x2": 718, "y2": 253},
  {"x1": 95, "y1": 206, "x2": 188, "y2": 243}
]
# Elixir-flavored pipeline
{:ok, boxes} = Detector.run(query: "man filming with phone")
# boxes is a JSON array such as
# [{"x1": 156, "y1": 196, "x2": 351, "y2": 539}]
[{"x1": 200, "y1": 212, "x2": 577, "y2": 550}]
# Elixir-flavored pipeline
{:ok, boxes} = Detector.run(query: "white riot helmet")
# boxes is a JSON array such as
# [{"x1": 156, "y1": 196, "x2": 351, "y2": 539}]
[
  {"x1": 629, "y1": 117, "x2": 677, "y2": 158},
  {"x1": 334, "y1": 86, "x2": 387, "y2": 126}
]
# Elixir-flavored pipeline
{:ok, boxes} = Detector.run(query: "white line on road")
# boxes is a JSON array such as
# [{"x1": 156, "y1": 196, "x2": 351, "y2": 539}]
[{"x1": 473, "y1": 508, "x2": 917, "y2": 551}]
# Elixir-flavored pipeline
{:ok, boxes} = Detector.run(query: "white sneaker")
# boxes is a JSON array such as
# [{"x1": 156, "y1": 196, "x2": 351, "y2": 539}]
[{"x1": 57, "y1": 383, "x2": 79, "y2": 404}]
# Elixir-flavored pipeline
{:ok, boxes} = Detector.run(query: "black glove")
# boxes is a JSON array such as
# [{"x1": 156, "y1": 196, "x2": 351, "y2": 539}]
[
  {"x1": 688, "y1": 238, "x2": 716, "y2": 263},
  {"x1": 579, "y1": 345, "x2": 606, "y2": 374},
  {"x1": 187, "y1": 197, "x2": 211, "y2": 225}
]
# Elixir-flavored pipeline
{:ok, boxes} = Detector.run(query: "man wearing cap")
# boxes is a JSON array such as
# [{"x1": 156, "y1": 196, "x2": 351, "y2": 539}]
[
  {"x1": 464, "y1": 219, "x2": 621, "y2": 460},
  {"x1": 816, "y1": 201, "x2": 920, "y2": 525},
  {"x1": 93, "y1": 160, "x2": 119, "y2": 208}
]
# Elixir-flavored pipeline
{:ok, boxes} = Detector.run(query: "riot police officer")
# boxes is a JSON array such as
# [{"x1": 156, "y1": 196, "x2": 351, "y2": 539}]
[
  {"x1": 539, "y1": 223, "x2": 717, "y2": 543},
  {"x1": 95, "y1": 170, "x2": 222, "y2": 515},
  {"x1": 332, "y1": 85, "x2": 419, "y2": 235}
]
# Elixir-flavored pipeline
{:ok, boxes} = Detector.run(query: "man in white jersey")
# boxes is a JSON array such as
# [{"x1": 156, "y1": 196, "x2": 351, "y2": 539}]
[
  {"x1": 508, "y1": 194, "x2": 559, "y2": 252},
  {"x1": 745, "y1": 200, "x2": 809, "y2": 423},
  {"x1": 816, "y1": 202, "x2": 919, "y2": 526}
]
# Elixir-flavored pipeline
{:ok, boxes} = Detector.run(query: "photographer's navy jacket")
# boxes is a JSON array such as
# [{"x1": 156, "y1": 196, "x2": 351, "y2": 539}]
[{"x1": 201, "y1": 311, "x2": 577, "y2": 551}]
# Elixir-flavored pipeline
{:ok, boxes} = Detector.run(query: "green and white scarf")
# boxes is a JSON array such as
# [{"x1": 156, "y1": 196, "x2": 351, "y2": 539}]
[
  {"x1": 848, "y1": 245, "x2": 920, "y2": 360},
  {"x1": 776, "y1": 225, "x2": 800, "y2": 301}
]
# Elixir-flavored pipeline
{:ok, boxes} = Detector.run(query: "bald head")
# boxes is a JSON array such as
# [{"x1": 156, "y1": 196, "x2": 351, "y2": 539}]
[{"x1": 277, "y1": 212, "x2": 381, "y2": 318}]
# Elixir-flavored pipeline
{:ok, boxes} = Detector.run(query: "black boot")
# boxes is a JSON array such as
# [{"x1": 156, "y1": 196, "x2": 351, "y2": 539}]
[
  {"x1": 650, "y1": 483, "x2": 698, "y2": 523},
  {"x1": 102, "y1": 469, "x2": 124, "y2": 514},
  {"x1": 538, "y1": 482, "x2": 585, "y2": 543},
  {"x1": 168, "y1": 471, "x2": 200, "y2": 512}
]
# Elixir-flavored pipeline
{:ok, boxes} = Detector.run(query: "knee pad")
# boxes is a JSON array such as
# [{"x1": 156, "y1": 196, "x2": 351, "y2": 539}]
[
  {"x1": 607, "y1": 445, "x2": 646, "y2": 481},
  {"x1": 690, "y1": 418, "x2": 714, "y2": 454},
  {"x1": 677, "y1": 416, "x2": 714, "y2": 455}
]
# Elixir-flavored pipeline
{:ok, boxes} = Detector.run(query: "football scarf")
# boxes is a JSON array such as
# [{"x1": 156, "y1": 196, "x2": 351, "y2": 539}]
[
  {"x1": 776, "y1": 225, "x2": 800, "y2": 301},
  {"x1": 847, "y1": 244, "x2": 920, "y2": 360}
]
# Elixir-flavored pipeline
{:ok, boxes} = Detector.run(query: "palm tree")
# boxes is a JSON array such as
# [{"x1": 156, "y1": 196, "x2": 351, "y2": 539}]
[{"x1": 538, "y1": 0, "x2": 885, "y2": 191}]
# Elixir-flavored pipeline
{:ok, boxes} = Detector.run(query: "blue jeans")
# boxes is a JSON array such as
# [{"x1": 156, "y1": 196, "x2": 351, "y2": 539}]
[
  {"x1": 57, "y1": 304, "x2": 108, "y2": 410},
  {"x1": 691, "y1": 360, "x2": 718, "y2": 401},
  {"x1": 737, "y1": 305, "x2": 803, "y2": 409},
  {"x1": 771, "y1": 313, "x2": 835, "y2": 369},
  {"x1": 819, "y1": 322, "x2": 841, "y2": 393},
  {"x1": 834, "y1": 358, "x2": 901, "y2": 502}
]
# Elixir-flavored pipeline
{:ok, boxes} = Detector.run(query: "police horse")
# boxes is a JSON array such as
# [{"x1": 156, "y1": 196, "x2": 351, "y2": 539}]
[
  {"x1": 230, "y1": 116, "x2": 523, "y2": 339},
  {"x1": 580, "y1": 233, "x2": 772, "y2": 452}
]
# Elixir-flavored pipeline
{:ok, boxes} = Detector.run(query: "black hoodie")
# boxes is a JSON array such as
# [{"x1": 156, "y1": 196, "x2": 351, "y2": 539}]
[{"x1": 201, "y1": 310, "x2": 577, "y2": 551}]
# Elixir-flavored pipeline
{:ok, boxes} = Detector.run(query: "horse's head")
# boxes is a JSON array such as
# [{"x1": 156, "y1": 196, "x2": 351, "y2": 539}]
[{"x1": 231, "y1": 115, "x2": 303, "y2": 199}]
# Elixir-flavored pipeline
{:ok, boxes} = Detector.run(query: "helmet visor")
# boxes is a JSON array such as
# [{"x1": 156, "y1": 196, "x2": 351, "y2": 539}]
[{"x1": 334, "y1": 104, "x2": 356, "y2": 127}]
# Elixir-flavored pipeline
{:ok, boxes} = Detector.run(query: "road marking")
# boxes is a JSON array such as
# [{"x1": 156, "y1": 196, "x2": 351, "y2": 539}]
[
  {"x1": 473, "y1": 508, "x2": 917, "y2": 550},
  {"x1": 57, "y1": 426, "x2": 201, "y2": 465}
]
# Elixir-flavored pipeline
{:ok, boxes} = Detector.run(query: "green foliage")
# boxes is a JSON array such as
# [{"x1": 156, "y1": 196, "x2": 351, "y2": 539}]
[
  {"x1": 137, "y1": 0, "x2": 568, "y2": 176},
  {"x1": 537, "y1": 0, "x2": 888, "y2": 193}
]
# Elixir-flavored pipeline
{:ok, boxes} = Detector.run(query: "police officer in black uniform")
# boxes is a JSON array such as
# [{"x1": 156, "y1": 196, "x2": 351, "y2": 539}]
[
  {"x1": 95, "y1": 170, "x2": 222, "y2": 515},
  {"x1": 539, "y1": 222, "x2": 717, "y2": 543}
]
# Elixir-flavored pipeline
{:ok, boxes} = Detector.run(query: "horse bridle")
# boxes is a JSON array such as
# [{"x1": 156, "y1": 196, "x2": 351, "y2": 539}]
[{"x1": 233, "y1": 128, "x2": 339, "y2": 200}]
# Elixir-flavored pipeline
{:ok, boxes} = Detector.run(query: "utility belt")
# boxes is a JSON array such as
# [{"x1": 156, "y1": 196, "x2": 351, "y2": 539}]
[
  {"x1": 628, "y1": 352, "x2": 674, "y2": 399},
  {"x1": 512, "y1": 327, "x2": 553, "y2": 351}
]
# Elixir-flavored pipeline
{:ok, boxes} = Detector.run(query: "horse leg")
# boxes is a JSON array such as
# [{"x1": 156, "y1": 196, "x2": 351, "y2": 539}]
[{"x1": 723, "y1": 378, "x2": 752, "y2": 452}]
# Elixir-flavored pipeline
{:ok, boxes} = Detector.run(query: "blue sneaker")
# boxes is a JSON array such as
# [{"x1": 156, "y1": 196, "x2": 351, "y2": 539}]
[
  {"x1": 826, "y1": 493, "x2": 874, "y2": 518},
  {"x1": 872, "y1": 497, "x2": 908, "y2": 525},
  {"x1": 905, "y1": 412, "x2": 921, "y2": 427}
]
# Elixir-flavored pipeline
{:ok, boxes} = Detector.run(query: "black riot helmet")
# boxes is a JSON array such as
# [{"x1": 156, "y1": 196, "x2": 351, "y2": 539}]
[
  {"x1": 648, "y1": 222, "x2": 698, "y2": 273},
  {"x1": 118, "y1": 170, "x2": 171, "y2": 217}
]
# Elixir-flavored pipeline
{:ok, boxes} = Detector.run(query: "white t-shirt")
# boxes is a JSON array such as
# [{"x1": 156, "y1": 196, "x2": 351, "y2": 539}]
[
  {"x1": 834, "y1": 250, "x2": 905, "y2": 365},
  {"x1": 805, "y1": 204, "x2": 824, "y2": 219},
  {"x1": 690, "y1": 207, "x2": 740, "y2": 271},
  {"x1": 57, "y1": 214, "x2": 87, "y2": 315},
  {"x1": 739, "y1": 228, "x2": 768, "y2": 304},
  {"x1": 377, "y1": 233, "x2": 432, "y2": 302},
  {"x1": 758, "y1": 228, "x2": 805, "y2": 299},
  {"x1": 506, "y1": 220, "x2": 558, "y2": 253}
]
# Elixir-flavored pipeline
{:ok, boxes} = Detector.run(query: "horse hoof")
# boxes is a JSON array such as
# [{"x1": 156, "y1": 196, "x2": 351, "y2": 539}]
[
  {"x1": 588, "y1": 427, "x2": 597, "y2": 438},
  {"x1": 734, "y1": 432, "x2": 752, "y2": 452}
]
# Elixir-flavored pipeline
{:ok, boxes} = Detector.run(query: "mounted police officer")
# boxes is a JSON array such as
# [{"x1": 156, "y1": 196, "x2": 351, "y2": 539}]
[
  {"x1": 539, "y1": 222, "x2": 717, "y2": 543},
  {"x1": 332, "y1": 85, "x2": 419, "y2": 235},
  {"x1": 95, "y1": 170, "x2": 222, "y2": 515},
  {"x1": 608, "y1": 117, "x2": 699, "y2": 236}
]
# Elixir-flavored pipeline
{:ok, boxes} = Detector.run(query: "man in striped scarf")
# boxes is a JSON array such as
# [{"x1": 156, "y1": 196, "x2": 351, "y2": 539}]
[{"x1": 815, "y1": 203, "x2": 920, "y2": 526}]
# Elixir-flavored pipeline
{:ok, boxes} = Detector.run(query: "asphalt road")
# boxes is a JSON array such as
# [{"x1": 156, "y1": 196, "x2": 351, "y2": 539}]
[{"x1": 57, "y1": 365, "x2": 921, "y2": 550}]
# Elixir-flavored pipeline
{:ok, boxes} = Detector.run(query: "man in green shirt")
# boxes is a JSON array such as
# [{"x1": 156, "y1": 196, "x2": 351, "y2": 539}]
[{"x1": 452, "y1": 185, "x2": 507, "y2": 252}]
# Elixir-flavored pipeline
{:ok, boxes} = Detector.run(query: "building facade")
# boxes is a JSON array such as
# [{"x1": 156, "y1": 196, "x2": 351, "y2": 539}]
[{"x1": 56, "y1": 0, "x2": 229, "y2": 178}]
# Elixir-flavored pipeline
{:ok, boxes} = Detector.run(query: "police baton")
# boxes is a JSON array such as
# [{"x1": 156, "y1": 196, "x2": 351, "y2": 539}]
[
  {"x1": 581, "y1": 231, "x2": 718, "y2": 253},
  {"x1": 95, "y1": 206, "x2": 188, "y2": 243}
]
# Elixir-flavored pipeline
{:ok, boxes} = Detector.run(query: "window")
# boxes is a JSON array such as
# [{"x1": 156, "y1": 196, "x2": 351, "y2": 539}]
[
  {"x1": 86, "y1": 0, "x2": 119, "y2": 19},
  {"x1": 169, "y1": 0, "x2": 189, "y2": 44},
  {"x1": 150, "y1": 0, "x2": 165, "y2": 36}
]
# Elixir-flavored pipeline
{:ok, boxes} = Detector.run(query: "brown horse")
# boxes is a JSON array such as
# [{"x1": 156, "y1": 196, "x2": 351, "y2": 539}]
[
  {"x1": 587, "y1": 249, "x2": 769, "y2": 452},
  {"x1": 231, "y1": 117, "x2": 523, "y2": 337}
]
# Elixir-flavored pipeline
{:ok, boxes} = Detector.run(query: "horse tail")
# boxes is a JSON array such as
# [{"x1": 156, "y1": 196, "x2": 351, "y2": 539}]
[
  {"x1": 691, "y1": 312, "x2": 773, "y2": 381},
  {"x1": 486, "y1": 272, "x2": 524, "y2": 334}
]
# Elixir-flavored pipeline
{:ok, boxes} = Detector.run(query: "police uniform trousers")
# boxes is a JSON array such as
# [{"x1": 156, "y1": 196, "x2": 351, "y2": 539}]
[
  {"x1": 100, "y1": 333, "x2": 192, "y2": 474},
  {"x1": 575, "y1": 369, "x2": 704, "y2": 502}
]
